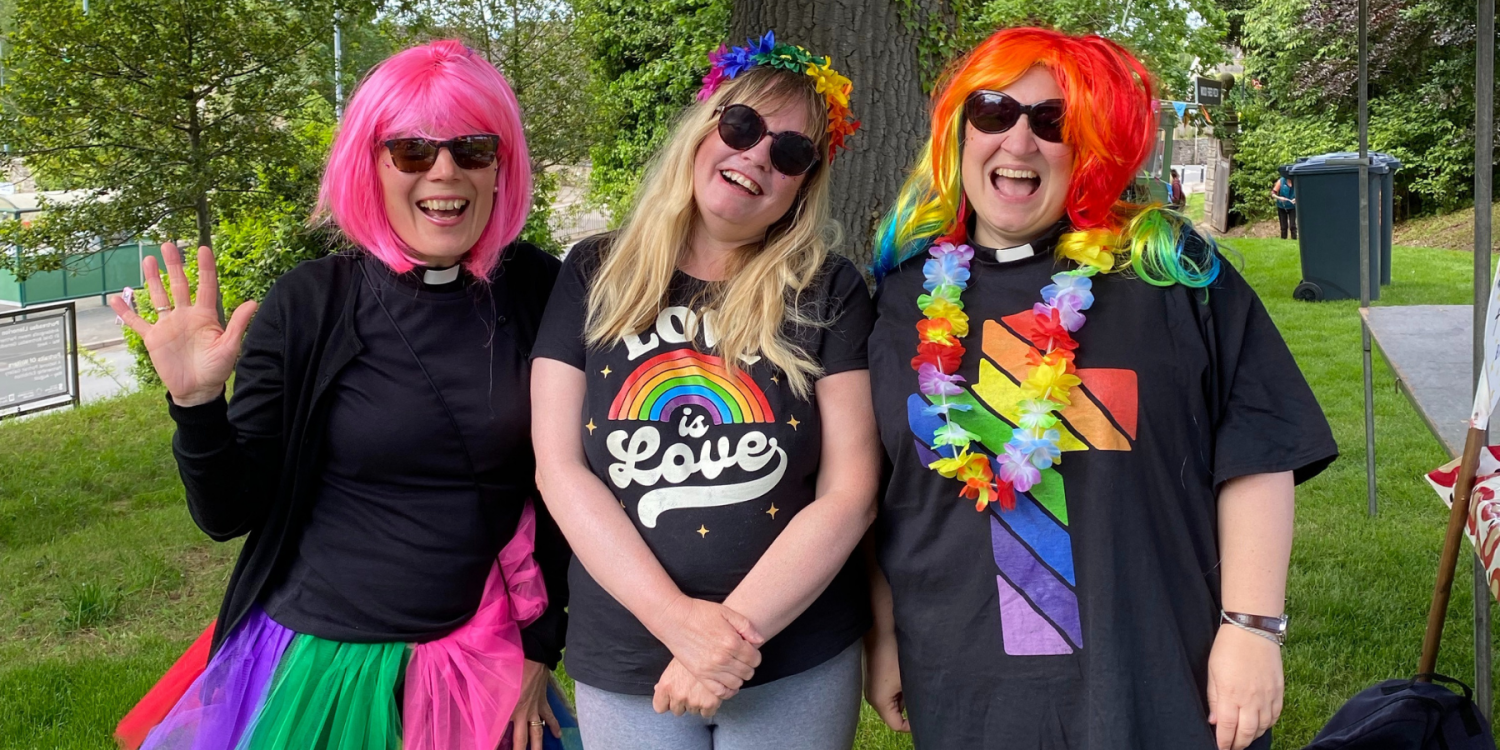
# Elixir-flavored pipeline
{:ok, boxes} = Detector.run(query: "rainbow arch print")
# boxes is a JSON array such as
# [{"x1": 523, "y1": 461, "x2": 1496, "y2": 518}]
[{"x1": 609, "y1": 349, "x2": 775, "y2": 425}]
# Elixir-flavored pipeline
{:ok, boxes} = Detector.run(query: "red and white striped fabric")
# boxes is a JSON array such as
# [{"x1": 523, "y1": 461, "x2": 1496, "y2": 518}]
[{"x1": 1426, "y1": 447, "x2": 1500, "y2": 601}]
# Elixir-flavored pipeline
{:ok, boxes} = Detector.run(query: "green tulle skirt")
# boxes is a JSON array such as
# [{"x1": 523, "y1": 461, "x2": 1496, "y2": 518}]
[{"x1": 237, "y1": 633, "x2": 408, "y2": 750}]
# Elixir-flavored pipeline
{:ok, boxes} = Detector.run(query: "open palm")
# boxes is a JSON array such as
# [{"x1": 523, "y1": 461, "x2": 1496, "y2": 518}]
[{"x1": 109, "y1": 243, "x2": 258, "y2": 407}]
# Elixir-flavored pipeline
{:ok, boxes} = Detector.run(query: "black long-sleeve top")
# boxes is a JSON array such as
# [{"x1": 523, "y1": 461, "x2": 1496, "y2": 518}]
[{"x1": 167, "y1": 244, "x2": 570, "y2": 666}]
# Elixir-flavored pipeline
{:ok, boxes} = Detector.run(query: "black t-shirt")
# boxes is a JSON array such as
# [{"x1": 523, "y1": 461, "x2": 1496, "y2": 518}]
[
  {"x1": 532, "y1": 235, "x2": 875, "y2": 694},
  {"x1": 869, "y1": 232, "x2": 1337, "y2": 749},
  {"x1": 264, "y1": 258, "x2": 537, "y2": 642}
]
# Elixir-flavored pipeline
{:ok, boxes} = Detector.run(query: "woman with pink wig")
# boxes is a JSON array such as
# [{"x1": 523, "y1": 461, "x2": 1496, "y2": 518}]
[
  {"x1": 109, "y1": 40, "x2": 572, "y2": 750},
  {"x1": 864, "y1": 28, "x2": 1336, "y2": 750}
]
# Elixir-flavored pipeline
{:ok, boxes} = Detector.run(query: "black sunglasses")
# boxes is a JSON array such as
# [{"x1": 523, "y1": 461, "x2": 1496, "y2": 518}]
[
  {"x1": 383, "y1": 134, "x2": 500, "y2": 173},
  {"x1": 964, "y1": 91, "x2": 1066, "y2": 143},
  {"x1": 715, "y1": 104, "x2": 820, "y2": 177}
]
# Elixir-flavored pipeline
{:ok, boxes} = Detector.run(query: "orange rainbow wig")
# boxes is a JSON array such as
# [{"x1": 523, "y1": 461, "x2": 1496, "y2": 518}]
[{"x1": 873, "y1": 28, "x2": 1217, "y2": 288}]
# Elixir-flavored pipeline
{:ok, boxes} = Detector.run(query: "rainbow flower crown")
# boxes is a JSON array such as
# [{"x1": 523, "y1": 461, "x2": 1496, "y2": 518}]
[{"x1": 696, "y1": 31, "x2": 860, "y2": 160}]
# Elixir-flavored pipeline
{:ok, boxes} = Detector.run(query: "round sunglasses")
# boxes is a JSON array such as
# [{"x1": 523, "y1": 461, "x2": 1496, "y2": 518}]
[
  {"x1": 963, "y1": 91, "x2": 1066, "y2": 143},
  {"x1": 715, "y1": 104, "x2": 820, "y2": 177},
  {"x1": 383, "y1": 134, "x2": 500, "y2": 173}
]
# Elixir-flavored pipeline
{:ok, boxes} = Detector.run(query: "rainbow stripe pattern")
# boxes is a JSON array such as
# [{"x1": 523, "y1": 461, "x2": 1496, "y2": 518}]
[
  {"x1": 610, "y1": 349, "x2": 775, "y2": 425},
  {"x1": 909, "y1": 312, "x2": 1137, "y2": 656}
]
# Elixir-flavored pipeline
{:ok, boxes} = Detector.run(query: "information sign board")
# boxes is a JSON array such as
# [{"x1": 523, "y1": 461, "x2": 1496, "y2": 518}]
[{"x1": 0, "y1": 303, "x2": 79, "y2": 418}]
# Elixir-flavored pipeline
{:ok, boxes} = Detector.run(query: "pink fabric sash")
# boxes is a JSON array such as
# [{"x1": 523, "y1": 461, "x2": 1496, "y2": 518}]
[{"x1": 402, "y1": 500, "x2": 550, "y2": 750}]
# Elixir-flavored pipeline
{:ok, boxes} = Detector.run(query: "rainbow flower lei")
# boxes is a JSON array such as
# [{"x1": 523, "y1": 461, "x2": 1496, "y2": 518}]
[
  {"x1": 914, "y1": 242, "x2": 1099, "y2": 511},
  {"x1": 696, "y1": 31, "x2": 860, "y2": 159}
]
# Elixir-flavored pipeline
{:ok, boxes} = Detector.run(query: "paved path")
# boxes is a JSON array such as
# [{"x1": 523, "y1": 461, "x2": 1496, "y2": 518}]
[
  {"x1": 73, "y1": 300, "x2": 140, "y2": 403},
  {"x1": 78, "y1": 342, "x2": 137, "y2": 404},
  {"x1": 75, "y1": 299, "x2": 127, "y2": 349},
  {"x1": 0, "y1": 297, "x2": 125, "y2": 349}
]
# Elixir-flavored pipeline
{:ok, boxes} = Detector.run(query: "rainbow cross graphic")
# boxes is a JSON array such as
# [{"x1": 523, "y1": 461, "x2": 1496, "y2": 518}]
[{"x1": 909, "y1": 313, "x2": 1137, "y2": 655}]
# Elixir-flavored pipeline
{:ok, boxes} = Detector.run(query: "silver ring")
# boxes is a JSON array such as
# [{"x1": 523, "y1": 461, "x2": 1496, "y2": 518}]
[
  {"x1": 529, "y1": 720, "x2": 546, "y2": 727},
  {"x1": 155, "y1": 306, "x2": 171, "y2": 313}
]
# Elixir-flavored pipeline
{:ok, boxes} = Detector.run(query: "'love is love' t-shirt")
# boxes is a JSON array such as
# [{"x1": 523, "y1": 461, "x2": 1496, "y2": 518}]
[{"x1": 532, "y1": 234, "x2": 875, "y2": 694}]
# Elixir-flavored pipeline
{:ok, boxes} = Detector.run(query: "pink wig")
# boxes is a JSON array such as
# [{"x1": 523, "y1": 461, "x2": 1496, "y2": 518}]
[{"x1": 317, "y1": 40, "x2": 532, "y2": 279}]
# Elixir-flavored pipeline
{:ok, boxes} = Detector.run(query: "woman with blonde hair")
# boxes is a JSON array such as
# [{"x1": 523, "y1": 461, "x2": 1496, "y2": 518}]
[
  {"x1": 864, "y1": 27, "x2": 1336, "y2": 750},
  {"x1": 532, "y1": 31, "x2": 879, "y2": 750}
]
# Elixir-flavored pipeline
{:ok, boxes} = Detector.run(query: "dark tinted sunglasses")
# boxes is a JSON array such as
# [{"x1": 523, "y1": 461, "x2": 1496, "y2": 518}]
[
  {"x1": 964, "y1": 91, "x2": 1066, "y2": 143},
  {"x1": 716, "y1": 104, "x2": 820, "y2": 177},
  {"x1": 383, "y1": 134, "x2": 500, "y2": 173}
]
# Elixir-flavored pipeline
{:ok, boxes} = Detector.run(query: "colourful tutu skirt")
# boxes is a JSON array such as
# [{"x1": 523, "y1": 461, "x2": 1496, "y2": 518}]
[{"x1": 116, "y1": 502, "x2": 580, "y2": 750}]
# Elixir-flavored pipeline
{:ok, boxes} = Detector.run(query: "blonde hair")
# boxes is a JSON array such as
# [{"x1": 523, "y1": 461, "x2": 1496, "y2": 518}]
[{"x1": 584, "y1": 67, "x2": 840, "y2": 398}]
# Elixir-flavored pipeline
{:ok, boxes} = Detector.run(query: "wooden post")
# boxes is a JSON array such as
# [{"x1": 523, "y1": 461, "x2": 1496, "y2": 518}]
[{"x1": 1420, "y1": 425, "x2": 1490, "y2": 678}]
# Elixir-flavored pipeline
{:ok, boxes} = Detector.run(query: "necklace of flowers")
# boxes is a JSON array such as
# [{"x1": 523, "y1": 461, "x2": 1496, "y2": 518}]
[{"x1": 914, "y1": 239, "x2": 1105, "y2": 512}]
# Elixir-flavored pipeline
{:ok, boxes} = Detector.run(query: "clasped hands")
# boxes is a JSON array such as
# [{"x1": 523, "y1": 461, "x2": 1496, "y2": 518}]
[{"x1": 651, "y1": 596, "x2": 765, "y2": 718}]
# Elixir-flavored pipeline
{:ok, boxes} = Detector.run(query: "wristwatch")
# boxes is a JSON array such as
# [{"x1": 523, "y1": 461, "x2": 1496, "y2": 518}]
[{"x1": 1221, "y1": 610, "x2": 1288, "y2": 646}]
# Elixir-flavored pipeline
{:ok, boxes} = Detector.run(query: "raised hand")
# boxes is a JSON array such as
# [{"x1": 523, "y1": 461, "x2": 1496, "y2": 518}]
[
  {"x1": 109, "y1": 243, "x2": 258, "y2": 407},
  {"x1": 655, "y1": 596, "x2": 765, "y2": 699}
]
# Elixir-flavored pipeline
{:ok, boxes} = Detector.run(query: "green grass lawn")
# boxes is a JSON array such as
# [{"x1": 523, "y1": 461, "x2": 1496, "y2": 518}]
[
  {"x1": 0, "y1": 237, "x2": 1492, "y2": 748},
  {"x1": 1185, "y1": 191, "x2": 1206, "y2": 224}
]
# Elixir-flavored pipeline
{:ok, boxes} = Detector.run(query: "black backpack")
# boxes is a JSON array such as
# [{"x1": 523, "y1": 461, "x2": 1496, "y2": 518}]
[{"x1": 1302, "y1": 674, "x2": 1495, "y2": 750}]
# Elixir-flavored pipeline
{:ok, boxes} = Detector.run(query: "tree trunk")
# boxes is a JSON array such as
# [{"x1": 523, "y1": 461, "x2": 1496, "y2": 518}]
[
  {"x1": 196, "y1": 191, "x2": 213, "y2": 249},
  {"x1": 731, "y1": 0, "x2": 937, "y2": 269}
]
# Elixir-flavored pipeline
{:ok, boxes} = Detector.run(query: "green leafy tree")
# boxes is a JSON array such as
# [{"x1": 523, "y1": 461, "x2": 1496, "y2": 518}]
[
  {"x1": 1234, "y1": 0, "x2": 1497, "y2": 216},
  {"x1": 124, "y1": 93, "x2": 343, "y2": 387},
  {"x1": 0, "y1": 0, "x2": 376, "y2": 279},
  {"x1": 577, "y1": 0, "x2": 731, "y2": 218},
  {"x1": 387, "y1": 0, "x2": 597, "y2": 253},
  {"x1": 966, "y1": 0, "x2": 1228, "y2": 98}
]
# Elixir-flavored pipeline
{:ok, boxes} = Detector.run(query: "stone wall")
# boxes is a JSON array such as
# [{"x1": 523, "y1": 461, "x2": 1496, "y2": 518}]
[{"x1": 1170, "y1": 138, "x2": 1221, "y2": 167}]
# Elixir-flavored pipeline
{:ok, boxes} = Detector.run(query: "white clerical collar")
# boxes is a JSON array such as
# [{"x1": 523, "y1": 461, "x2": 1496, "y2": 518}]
[
  {"x1": 423, "y1": 265, "x2": 461, "y2": 285},
  {"x1": 993, "y1": 243, "x2": 1036, "y2": 263}
]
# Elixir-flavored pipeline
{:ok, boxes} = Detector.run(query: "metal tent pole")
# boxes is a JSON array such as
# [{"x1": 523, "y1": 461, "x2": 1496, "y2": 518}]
[
  {"x1": 1359, "y1": 0, "x2": 1377, "y2": 517},
  {"x1": 1473, "y1": 0, "x2": 1496, "y2": 719}
]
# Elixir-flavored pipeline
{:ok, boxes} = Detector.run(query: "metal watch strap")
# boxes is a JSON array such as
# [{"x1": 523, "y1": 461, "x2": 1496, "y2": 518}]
[{"x1": 1221, "y1": 610, "x2": 1288, "y2": 645}]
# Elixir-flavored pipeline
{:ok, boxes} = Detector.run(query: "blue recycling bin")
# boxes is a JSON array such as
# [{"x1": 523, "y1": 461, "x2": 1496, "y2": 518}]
[{"x1": 1282, "y1": 152, "x2": 1401, "y2": 302}]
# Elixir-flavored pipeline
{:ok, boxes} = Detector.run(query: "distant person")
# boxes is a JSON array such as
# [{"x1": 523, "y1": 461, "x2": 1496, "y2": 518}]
[
  {"x1": 1170, "y1": 169, "x2": 1185, "y2": 209},
  {"x1": 1273, "y1": 175, "x2": 1297, "y2": 240}
]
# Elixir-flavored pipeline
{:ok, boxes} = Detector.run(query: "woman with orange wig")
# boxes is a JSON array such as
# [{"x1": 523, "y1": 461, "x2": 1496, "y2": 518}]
[{"x1": 864, "y1": 28, "x2": 1337, "y2": 750}]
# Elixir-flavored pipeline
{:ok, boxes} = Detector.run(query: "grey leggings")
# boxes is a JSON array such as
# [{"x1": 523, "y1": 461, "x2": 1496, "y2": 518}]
[{"x1": 574, "y1": 641, "x2": 863, "y2": 750}]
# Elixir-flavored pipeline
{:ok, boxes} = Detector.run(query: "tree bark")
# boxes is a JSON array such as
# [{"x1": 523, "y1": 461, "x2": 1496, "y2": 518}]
[
  {"x1": 731, "y1": 0, "x2": 937, "y2": 269},
  {"x1": 196, "y1": 190, "x2": 213, "y2": 249}
]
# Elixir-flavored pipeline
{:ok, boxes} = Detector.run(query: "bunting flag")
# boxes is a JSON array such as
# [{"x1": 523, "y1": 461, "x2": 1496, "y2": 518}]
[{"x1": 1427, "y1": 449, "x2": 1500, "y2": 601}]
